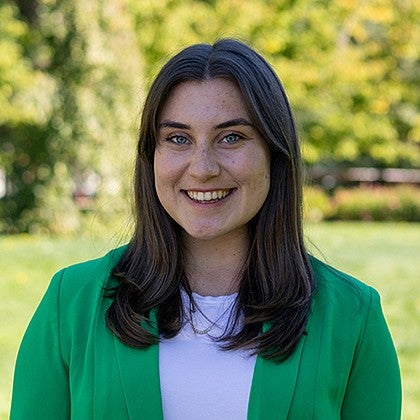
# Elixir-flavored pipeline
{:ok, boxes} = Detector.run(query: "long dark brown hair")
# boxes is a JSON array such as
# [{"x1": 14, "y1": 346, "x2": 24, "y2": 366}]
[{"x1": 106, "y1": 38, "x2": 315, "y2": 361}]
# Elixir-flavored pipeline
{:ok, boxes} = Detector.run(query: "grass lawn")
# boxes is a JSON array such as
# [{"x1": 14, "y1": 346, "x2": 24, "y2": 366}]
[{"x1": 1, "y1": 222, "x2": 419, "y2": 419}]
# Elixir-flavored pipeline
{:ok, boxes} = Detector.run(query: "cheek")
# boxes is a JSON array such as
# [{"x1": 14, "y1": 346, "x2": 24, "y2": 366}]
[
  {"x1": 153, "y1": 151, "x2": 187, "y2": 209},
  {"x1": 153, "y1": 154, "x2": 171, "y2": 202},
  {"x1": 154, "y1": 152, "x2": 174, "y2": 186},
  {"x1": 254, "y1": 171, "x2": 270, "y2": 202},
  {"x1": 236, "y1": 151, "x2": 270, "y2": 191},
  {"x1": 249, "y1": 156, "x2": 270, "y2": 203}
]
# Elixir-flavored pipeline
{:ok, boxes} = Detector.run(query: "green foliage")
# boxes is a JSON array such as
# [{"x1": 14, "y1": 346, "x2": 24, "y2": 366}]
[
  {"x1": 30, "y1": 0, "x2": 141, "y2": 233},
  {"x1": 1, "y1": 0, "x2": 419, "y2": 233},
  {"x1": 304, "y1": 185, "x2": 420, "y2": 222},
  {"x1": 129, "y1": 0, "x2": 419, "y2": 167},
  {"x1": 303, "y1": 186, "x2": 334, "y2": 222},
  {"x1": 0, "y1": 0, "x2": 141, "y2": 233},
  {"x1": 0, "y1": 2, "x2": 50, "y2": 126},
  {"x1": 0, "y1": 1, "x2": 55, "y2": 232},
  {"x1": 332, "y1": 185, "x2": 420, "y2": 221}
]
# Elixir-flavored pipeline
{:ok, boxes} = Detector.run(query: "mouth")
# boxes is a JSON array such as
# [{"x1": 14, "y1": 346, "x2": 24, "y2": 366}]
[{"x1": 184, "y1": 189, "x2": 234, "y2": 204}]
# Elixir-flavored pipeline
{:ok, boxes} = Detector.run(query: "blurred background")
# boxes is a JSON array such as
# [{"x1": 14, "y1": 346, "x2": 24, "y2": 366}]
[
  {"x1": 0, "y1": 0, "x2": 419, "y2": 418},
  {"x1": 1, "y1": 0, "x2": 419, "y2": 233}
]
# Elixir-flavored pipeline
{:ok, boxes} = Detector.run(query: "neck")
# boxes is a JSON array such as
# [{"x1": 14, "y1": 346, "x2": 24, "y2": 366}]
[{"x1": 183, "y1": 230, "x2": 249, "y2": 296}]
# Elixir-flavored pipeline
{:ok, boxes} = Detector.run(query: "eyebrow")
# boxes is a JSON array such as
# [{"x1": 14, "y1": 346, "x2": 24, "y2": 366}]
[
  {"x1": 158, "y1": 120, "x2": 190, "y2": 130},
  {"x1": 158, "y1": 118, "x2": 254, "y2": 130},
  {"x1": 215, "y1": 118, "x2": 254, "y2": 129}
]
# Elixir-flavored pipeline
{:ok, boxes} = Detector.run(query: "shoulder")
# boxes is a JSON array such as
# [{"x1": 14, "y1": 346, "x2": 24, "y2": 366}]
[
  {"x1": 49, "y1": 245, "x2": 127, "y2": 302},
  {"x1": 309, "y1": 255, "x2": 380, "y2": 319},
  {"x1": 307, "y1": 256, "x2": 390, "y2": 359},
  {"x1": 26, "y1": 246, "x2": 128, "y2": 366}
]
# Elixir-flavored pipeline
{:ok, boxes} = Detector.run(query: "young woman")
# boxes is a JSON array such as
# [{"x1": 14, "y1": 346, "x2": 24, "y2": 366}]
[{"x1": 11, "y1": 39, "x2": 401, "y2": 419}]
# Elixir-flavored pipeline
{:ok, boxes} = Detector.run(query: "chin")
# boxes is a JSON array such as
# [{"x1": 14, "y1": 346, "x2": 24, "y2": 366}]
[
  {"x1": 184, "y1": 231, "x2": 220, "y2": 241},
  {"x1": 182, "y1": 225, "x2": 226, "y2": 241}
]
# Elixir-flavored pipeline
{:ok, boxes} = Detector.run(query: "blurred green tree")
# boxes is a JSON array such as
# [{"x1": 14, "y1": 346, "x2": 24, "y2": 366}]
[
  {"x1": 0, "y1": 1, "x2": 55, "y2": 232},
  {"x1": 1, "y1": 0, "x2": 141, "y2": 233},
  {"x1": 128, "y1": 0, "x2": 419, "y2": 168},
  {"x1": 1, "y1": 0, "x2": 418, "y2": 233}
]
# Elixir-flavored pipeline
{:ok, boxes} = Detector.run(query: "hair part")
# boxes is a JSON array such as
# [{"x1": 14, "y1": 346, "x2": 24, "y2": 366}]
[{"x1": 106, "y1": 38, "x2": 315, "y2": 361}]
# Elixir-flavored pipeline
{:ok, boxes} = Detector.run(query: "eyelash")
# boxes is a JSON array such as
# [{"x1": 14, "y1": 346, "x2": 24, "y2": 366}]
[
  {"x1": 164, "y1": 132, "x2": 245, "y2": 145},
  {"x1": 165, "y1": 135, "x2": 189, "y2": 145},
  {"x1": 221, "y1": 133, "x2": 244, "y2": 144}
]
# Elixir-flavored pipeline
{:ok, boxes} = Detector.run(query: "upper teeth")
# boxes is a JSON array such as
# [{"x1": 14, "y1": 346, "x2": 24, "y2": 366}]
[{"x1": 187, "y1": 190, "x2": 231, "y2": 201}]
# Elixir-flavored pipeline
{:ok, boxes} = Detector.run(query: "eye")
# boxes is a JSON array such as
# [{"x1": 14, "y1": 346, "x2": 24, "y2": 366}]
[
  {"x1": 221, "y1": 133, "x2": 243, "y2": 144},
  {"x1": 166, "y1": 135, "x2": 189, "y2": 145}
]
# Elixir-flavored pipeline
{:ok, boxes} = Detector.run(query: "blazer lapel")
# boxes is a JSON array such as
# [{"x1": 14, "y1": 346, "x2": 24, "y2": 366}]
[
  {"x1": 113, "y1": 310, "x2": 163, "y2": 420},
  {"x1": 247, "y1": 329, "x2": 306, "y2": 420},
  {"x1": 113, "y1": 309, "x2": 306, "y2": 420}
]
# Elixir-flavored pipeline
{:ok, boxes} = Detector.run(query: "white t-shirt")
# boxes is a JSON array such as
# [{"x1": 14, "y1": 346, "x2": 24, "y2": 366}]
[{"x1": 159, "y1": 290, "x2": 257, "y2": 420}]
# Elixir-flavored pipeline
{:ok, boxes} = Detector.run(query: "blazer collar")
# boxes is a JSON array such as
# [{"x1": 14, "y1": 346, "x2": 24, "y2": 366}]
[
  {"x1": 113, "y1": 310, "x2": 163, "y2": 419},
  {"x1": 247, "y1": 333, "x2": 306, "y2": 419}
]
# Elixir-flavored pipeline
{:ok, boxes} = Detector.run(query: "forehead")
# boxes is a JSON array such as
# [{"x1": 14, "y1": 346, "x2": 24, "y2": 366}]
[{"x1": 159, "y1": 78, "x2": 250, "y2": 124}]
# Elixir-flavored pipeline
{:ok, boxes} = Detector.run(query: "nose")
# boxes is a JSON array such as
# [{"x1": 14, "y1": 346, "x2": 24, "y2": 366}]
[{"x1": 188, "y1": 144, "x2": 221, "y2": 181}]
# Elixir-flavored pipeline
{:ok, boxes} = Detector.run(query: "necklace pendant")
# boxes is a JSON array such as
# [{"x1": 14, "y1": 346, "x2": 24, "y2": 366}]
[
  {"x1": 186, "y1": 293, "x2": 237, "y2": 336},
  {"x1": 190, "y1": 322, "x2": 214, "y2": 335}
]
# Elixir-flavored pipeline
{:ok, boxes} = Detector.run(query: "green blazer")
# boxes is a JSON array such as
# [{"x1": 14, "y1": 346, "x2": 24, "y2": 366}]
[{"x1": 11, "y1": 247, "x2": 401, "y2": 419}]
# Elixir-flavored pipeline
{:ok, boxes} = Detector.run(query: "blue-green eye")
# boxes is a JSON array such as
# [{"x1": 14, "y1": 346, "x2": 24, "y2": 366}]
[
  {"x1": 166, "y1": 135, "x2": 189, "y2": 145},
  {"x1": 221, "y1": 133, "x2": 242, "y2": 144}
]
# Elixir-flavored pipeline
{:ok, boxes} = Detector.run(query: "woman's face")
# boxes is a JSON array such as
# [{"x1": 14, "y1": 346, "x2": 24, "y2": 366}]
[{"x1": 154, "y1": 78, "x2": 270, "y2": 242}]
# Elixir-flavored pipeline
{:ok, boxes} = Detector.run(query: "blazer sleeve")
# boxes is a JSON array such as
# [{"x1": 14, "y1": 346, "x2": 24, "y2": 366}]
[
  {"x1": 341, "y1": 287, "x2": 402, "y2": 419},
  {"x1": 10, "y1": 270, "x2": 71, "y2": 419}
]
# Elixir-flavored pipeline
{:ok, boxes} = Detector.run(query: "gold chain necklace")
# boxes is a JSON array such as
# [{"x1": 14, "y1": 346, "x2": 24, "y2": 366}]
[{"x1": 188, "y1": 296, "x2": 236, "y2": 336}]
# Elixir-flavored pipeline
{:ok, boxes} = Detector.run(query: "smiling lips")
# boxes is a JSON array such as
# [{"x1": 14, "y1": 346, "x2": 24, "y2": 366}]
[{"x1": 186, "y1": 189, "x2": 234, "y2": 203}]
